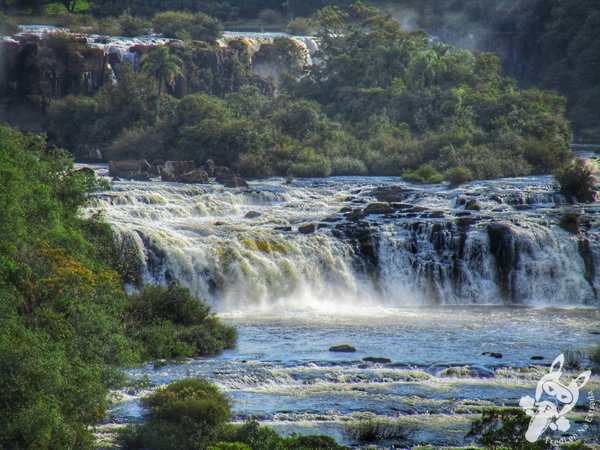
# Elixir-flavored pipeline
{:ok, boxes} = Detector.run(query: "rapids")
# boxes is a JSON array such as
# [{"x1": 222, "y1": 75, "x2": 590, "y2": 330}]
[
  {"x1": 95, "y1": 165, "x2": 600, "y2": 311},
  {"x1": 90, "y1": 161, "x2": 600, "y2": 447}
]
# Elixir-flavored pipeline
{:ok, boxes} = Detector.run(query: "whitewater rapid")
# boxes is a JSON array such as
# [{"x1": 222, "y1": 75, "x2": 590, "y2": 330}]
[{"x1": 93, "y1": 164, "x2": 600, "y2": 312}]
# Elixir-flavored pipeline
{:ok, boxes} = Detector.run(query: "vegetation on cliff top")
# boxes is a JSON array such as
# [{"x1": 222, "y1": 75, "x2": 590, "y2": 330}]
[
  {"x1": 0, "y1": 124, "x2": 236, "y2": 449},
  {"x1": 42, "y1": 3, "x2": 573, "y2": 182}
]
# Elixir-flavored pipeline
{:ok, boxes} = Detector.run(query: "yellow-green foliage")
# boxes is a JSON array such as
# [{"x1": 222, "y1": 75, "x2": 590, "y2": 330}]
[{"x1": 0, "y1": 125, "x2": 236, "y2": 449}]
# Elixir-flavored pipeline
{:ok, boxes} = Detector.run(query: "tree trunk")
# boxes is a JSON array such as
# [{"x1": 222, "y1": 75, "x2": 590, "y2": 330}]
[{"x1": 156, "y1": 76, "x2": 163, "y2": 123}]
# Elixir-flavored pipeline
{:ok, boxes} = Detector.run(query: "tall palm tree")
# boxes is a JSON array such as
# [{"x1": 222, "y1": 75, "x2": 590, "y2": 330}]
[{"x1": 141, "y1": 46, "x2": 183, "y2": 122}]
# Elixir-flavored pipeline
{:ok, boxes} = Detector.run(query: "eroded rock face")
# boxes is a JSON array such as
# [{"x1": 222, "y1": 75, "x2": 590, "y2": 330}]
[
  {"x1": 160, "y1": 161, "x2": 197, "y2": 182},
  {"x1": 109, "y1": 159, "x2": 151, "y2": 178}
]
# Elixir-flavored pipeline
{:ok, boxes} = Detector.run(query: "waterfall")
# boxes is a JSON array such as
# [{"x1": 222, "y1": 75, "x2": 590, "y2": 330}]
[{"x1": 93, "y1": 167, "x2": 600, "y2": 312}]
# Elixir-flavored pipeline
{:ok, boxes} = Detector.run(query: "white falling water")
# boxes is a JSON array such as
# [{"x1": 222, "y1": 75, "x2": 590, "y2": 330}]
[{"x1": 93, "y1": 167, "x2": 600, "y2": 312}]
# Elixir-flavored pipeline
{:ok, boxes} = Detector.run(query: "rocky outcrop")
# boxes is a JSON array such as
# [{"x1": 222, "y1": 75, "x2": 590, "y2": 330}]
[
  {"x1": 177, "y1": 169, "x2": 209, "y2": 184},
  {"x1": 160, "y1": 160, "x2": 197, "y2": 182},
  {"x1": 109, "y1": 159, "x2": 151, "y2": 178}
]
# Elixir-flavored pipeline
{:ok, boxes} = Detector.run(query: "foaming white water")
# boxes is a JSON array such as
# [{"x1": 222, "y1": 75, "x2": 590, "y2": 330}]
[{"x1": 94, "y1": 167, "x2": 600, "y2": 311}]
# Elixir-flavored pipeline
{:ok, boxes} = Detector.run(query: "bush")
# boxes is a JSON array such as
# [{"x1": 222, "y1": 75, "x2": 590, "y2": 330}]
[
  {"x1": 331, "y1": 156, "x2": 368, "y2": 175},
  {"x1": 286, "y1": 17, "x2": 313, "y2": 35},
  {"x1": 344, "y1": 419, "x2": 412, "y2": 444},
  {"x1": 126, "y1": 285, "x2": 237, "y2": 360},
  {"x1": 590, "y1": 345, "x2": 600, "y2": 367},
  {"x1": 564, "y1": 349, "x2": 585, "y2": 370},
  {"x1": 403, "y1": 164, "x2": 444, "y2": 184},
  {"x1": 554, "y1": 158, "x2": 597, "y2": 202},
  {"x1": 559, "y1": 211, "x2": 581, "y2": 234},
  {"x1": 467, "y1": 408, "x2": 551, "y2": 450},
  {"x1": 122, "y1": 379, "x2": 231, "y2": 450},
  {"x1": 223, "y1": 421, "x2": 347, "y2": 450},
  {"x1": 152, "y1": 11, "x2": 222, "y2": 42},
  {"x1": 445, "y1": 166, "x2": 474, "y2": 185}
]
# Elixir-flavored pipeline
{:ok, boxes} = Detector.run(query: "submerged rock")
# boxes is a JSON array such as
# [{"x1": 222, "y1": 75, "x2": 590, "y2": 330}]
[
  {"x1": 363, "y1": 356, "x2": 391, "y2": 364},
  {"x1": 245, "y1": 211, "x2": 262, "y2": 219},
  {"x1": 329, "y1": 345, "x2": 356, "y2": 353},
  {"x1": 482, "y1": 352, "x2": 503, "y2": 359},
  {"x1": 369, "y1": 185, "x2": 415, "y2": 203},
  {"x1": 531, "y1": 356, "x2": 545, "y2": 360}
]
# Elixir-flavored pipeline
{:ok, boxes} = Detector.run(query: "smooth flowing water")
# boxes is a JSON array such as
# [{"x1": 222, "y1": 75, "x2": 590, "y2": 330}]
[{"x1": 90, "y1": 163, "x2": 600, "y2": 447}]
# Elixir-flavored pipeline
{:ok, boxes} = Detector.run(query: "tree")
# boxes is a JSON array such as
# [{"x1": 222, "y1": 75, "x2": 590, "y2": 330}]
[
  {"x1": 141, "y1": 46, "x2": 183, "y2": 122},
  {"x1": 62, "y1": 0, "x2": 79, "y2": 12}
]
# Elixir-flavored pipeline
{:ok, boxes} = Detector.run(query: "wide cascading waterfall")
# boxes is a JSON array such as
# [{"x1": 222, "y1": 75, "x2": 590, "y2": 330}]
[{"x1": 95, "y1": 168, "x2": 600, "y2": 311}]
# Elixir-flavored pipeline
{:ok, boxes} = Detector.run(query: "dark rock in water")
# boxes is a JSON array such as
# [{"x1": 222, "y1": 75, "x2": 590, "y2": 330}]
[
  {"x1": 456, "y1": 217, "x2": 477, "y2": 228},
  {"x1": 515, "y1": 204, "x2": 532, "y2": 211},
  {"x1": 487, "y1": 223, "x2": 518, "y2": 302},
  {"x1": 218, "y1": 175, "x2": 249, "y2": 188},
  {"x1": 465, "y1": 199, "x2": 481, "y2": 211},
  {"x1": 369, "y1": 185, "x2": 415, "y2": 203},
  {"x1": 363, "y1": 356, "x2": 391, "y2": 364},
  {"x1": 109, "y1": 159, "x2": 151, "y2": 178},
  {"x1": 339, "y1": 206, "x2": 352, "y2": 213},
  {"x1": 578, "y1": 239, "x2": 597, "y2": 296},
  {"x1": 298, "y1": 223, "x2": 316, "y2": 234},
  {"x1": 128, "y1": 172, "x2": 150, "y2": 181},
  {"x1": 74, "y1": 167, "x2": 95, "y2": 175},
  {"x1": 245, "y1": 211, "x2": 261, "y2": 219},
  {"x1": 364, "y1": 202, "x2": 395, "y2": 215},
  {"x1": 531, "y1": 356, "x2": 545, "y2": 360},
  {"x1": 322, "y1": 217, "x2": 342, "y2": 223},
  {"x1": 274, "y1": 226, "x2": 292, "y2": 232},
  {"x1": 329, "y1": 345, "x2": 356, "y2": 353},
  {"x1": 456, "y1": 211, "x2": 471, "y2": 217},
  {"x1": 429, "y1": 210, "x2": 445, "y2": 218},
  {"x1": 491, "y1": 196, "x2": 503, "y2": 204},
  {"x1": 588, "y1": 329, "x2": 600, "y2": 335},
  {"x1": 160, "y1": 160, "x2": 197, "y2": 182},
  {"x1": 177, "y1": 169, "x2": 209, "y2": 184},
  {"x1": 482, "y1": 352, "x2": 503, "y2": 359}
]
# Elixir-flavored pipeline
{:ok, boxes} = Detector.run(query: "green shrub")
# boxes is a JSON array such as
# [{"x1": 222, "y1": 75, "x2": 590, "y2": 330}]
[
  {"x1": 467, "y1": 407, "x2": 551, "y2": 449},
  {"x1": 152, "y1": 11, "x2": 222, "y2": 42},
  {"x1": 122, "y1": 379, "x2": 231, "y2": 450},
  {"x1": 125, "y1": 285, "x2": 237, "y2": 360},
  {"x1": 564, "y1": 349, "x2": 585, "y2": 370},
  {"x1": 554, "y1": 158, "x2": 597, "y2": 202},
  {"x1": 344, "y1": 419, "x2": 412, "y2": 444},
  {"x1": 286, "y1": 17, "x2": 313, "y2": 35},
  {"x1": 559, "y1": 211, "x2": 581, "y2": 234},
  {"x1": 590, "y1": 345, "x2": 600, "y2": 367},
  {"x1": 445, "y1": 166, "x2": 474, "y2": 185},
  {"x1": 331, "y1": 156, "x2": 368, "y2": 175},
  {"x1": 403, "y1": 164, "x2": 445, "y2": 184}
]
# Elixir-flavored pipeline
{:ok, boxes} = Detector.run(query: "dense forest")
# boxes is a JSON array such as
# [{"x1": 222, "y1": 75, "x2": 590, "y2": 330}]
[
  {"x1": 2, "y1": 0, "x2": 599, "y2": 141},
  {"x1": 1, "y1": 1, "x2": 581, "y2": 182}
]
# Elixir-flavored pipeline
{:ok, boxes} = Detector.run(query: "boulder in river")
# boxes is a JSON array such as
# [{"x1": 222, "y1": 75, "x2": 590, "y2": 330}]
[
  {"x1": 218, "y1": 175, "x2": 249, "y2": 188},
  {"x1": 482, "y1": 352, "x2": 503, "y2": 359},
  {"x1": 160, "y1": 161, "x2": 197, "y2": 182},
  {"x1": 245, "y1": 211, "x2": 261, "y2": 219},
  {"x1": 329, "y1": 345, "x2": 357, "y2": 353},
  {"x1": 298, "y1": 223, "x2": 316, "y2": 234},
  {"x1": 177, "y1": 169, "x2": 210, "y2": 184},
  {"x1": 109, "y1": 159, "x2": 151, "y2": 178},
  {"x1": 363, "y1": 356, "x2": 391, "y2": 364},
  {"x1": 364, "y1": 202, "x2": 395, "y2": 215},
  {"x1": 369, "y1": 186, "x2": 415, "y2": 203}
]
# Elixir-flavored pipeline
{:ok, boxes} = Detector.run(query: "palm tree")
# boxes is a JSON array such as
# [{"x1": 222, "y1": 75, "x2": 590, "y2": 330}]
[{"x1": 141, "y1": 46, "x2": 183, "y2": 122}]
